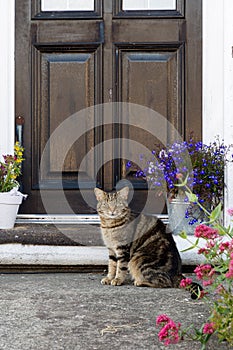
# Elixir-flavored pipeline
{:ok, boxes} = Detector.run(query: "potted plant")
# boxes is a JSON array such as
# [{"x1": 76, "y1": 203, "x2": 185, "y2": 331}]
[
  {"x1": 127, "y1": 136, "x2": 233, "y2": 233},
  {"x1": 0, "y1": 142, "x2": 27, "y2": 229}
]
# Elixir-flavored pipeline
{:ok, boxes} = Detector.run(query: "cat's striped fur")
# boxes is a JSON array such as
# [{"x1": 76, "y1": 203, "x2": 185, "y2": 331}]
[{"x1": 95, "y1": 186, "x2": 202, "y2": 298}]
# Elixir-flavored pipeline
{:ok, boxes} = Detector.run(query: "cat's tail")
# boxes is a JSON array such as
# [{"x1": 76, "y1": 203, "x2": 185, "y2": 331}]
[{"x1": 180, "y1": 276, "x2": 203, "y2": 300}]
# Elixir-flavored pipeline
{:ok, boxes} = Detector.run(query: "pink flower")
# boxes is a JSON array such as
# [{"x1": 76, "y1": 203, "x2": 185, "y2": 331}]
[
  {"x1": 203, "y1": 279, "x2": 214, "y2": 287},
  {"x1": 180, "y1": 278, "x2": 193, "y2": 288},
  {"x1": 194, "y1": 264, "x2": 212, "y2": 280},
  {"x1": 206, "y1": 240, "x2": 215, "y2": 249},
  {"x1": 156, "y1": 314, "x2": 171, "y2": 325},
  {"x1": 157, "y1": 316, "x2": 181, "y2": 346},
  {"x1": 227, "y1": 208, "x2": 233, "y2": 216},
  {"x1": 198, "y1": 290, "x2": 208, "y2": 299},
  {"x1": 176, "y1": 173, "x2": 183, "y2": 179},
  {"x1": 219, "y1": 241, "x2": 230, "y2": 253},
  {"x1": 197, "y1": 247, "x2": 209, "y2": 255},
  {"x1": 216, "y1": 284, "x2": 225, "y2": 294},
  {"x1": 226, "y1": 255, "x2": 233, "y2": 279},
  {"x1": 194, "y1": 224, "x2": 219, "y2": 239},
  {"x1": 203, "y1": 322, "x2": 215, "y2": 334}
]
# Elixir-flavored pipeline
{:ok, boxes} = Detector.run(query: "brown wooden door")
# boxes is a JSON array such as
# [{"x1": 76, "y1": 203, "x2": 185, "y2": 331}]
[{"x1": 15, "y1": 0, "x2": 202, "y2": 214}]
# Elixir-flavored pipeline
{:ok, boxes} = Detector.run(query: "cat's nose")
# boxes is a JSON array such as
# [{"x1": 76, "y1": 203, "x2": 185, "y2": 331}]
[{"x1": 109, "y1": 205, "x2": 115, "y2": 215}]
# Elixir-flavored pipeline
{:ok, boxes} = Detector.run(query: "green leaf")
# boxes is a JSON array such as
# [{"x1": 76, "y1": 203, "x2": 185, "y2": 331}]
[
  {"x1": 185, "y1": 191, "x2": 198, "y2": 203},
  {"x1": 180, "y1": 238, "x2": 199, "y2": 252},
  {"x1": 209, "y1": 203, "x2": 222, "y2": 221},
  {"x1": 216, "y1": 225, "x2": 227, "y2": 236},
  {"x1": 175, "y1": 173, "x2": 189, "y2": 187},
  {"x1": 179, "y1": 231, "x2": 187, "y2": 239},
  {"x1": 181, "y1": 244, "x2": 196, "y2": 252}
]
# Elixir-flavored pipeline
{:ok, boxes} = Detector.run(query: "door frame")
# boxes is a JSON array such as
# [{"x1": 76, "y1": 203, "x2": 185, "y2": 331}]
[{"x1": 1, "y1": 0, "x2": 233, "y2": 219}]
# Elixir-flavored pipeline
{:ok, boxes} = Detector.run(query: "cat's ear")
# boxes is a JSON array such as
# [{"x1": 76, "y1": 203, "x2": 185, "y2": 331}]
[
  {"x1": 94, "y1": 188, "x2": 105, "y2": 201},
  {"x1": 118, "y1": 186, "x2": 129, "y2": 200}
]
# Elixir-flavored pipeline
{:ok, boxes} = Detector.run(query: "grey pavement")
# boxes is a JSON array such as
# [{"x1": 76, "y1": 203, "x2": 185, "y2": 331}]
[{"x1": 0, "y1": 273, "x2": 232, "y2": 350}]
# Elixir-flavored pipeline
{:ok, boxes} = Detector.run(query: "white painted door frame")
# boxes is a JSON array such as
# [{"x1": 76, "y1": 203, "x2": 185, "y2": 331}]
[
  {"x1": 202, "y1": 0, "x2": 233, "y2": 213},
  {"x1": 1, "y1": 0, "x2": 233, "y2": 210},
  {"x1": 0, "y1": 0, "x2": 15, "y2": 157}
]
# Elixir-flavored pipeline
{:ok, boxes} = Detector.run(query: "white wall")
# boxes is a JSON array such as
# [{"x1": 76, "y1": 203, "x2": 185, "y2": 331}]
[
  {"x1": 203, "y1": 0, "x2": 233, "y2": 211},
  {"x1": 0, "y1": 0, "x2": 15, "y2": 156}
]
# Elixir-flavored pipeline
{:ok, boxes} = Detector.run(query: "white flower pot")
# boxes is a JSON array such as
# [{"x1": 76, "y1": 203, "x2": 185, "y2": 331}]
[
  {"x1": 166, "y1": 196, "x2": 204, "y2": 235},
  {"x1": 0, "y1": 189, "x2": 27, "y2": 229}
]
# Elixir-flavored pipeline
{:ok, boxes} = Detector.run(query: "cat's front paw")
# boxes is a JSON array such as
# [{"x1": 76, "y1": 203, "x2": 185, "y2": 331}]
[
  {"x1": 111, "y1": 278, "x2": 124, "y2": 286},
  {"x1": 101, "y1": 277, "x2": 113, "y2": 285}
]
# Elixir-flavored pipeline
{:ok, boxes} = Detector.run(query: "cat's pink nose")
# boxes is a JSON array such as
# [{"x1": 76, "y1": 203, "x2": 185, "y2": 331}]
[{"x1": 109, "y1": 207, "x2": 115, "y2": 215}]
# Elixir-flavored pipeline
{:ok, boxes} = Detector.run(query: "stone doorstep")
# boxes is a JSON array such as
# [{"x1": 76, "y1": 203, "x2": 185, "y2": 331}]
[{"x1": 0, "y1": 236, "x2": 205, "y2": 267}]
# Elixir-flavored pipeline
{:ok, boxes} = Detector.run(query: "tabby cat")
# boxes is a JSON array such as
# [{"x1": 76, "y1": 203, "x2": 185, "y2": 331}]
[{"x1": 95, "y1": 186, "x2": 202, "y2": 299}]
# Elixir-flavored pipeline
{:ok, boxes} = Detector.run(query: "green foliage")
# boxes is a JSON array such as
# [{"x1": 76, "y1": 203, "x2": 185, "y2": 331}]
[
  {"x1": 0, "y1": 142, "x2": 24, "y2": 192},
  {"x1": 158, "y1": 183, "x2": 233, "y2": 349}
]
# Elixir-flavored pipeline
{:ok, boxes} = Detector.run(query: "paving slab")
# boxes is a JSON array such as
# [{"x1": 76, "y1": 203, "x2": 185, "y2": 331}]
[{"x1": 0, "y1": 273, "x2": 231, "y2": 350}]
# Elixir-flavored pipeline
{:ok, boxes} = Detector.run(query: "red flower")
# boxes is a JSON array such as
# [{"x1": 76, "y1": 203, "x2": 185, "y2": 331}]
[
  {"x1": 197, "y1": 247, "x2": 209, "y2": 255},
  {"x1": 226, "y1": 253, "x2": 233, "y2": 279},
  {"x1": 156, "y1": 316, "x2": 181, "y2": 346},
  {"x1": 203, "y1": 322, "x2": 215, "y2": 334},
  {"x1": 198, "y1": 290, "x2": 208, "y2": 299},
  {"x1": 219, "y1": 241, "x2": 230, "y2": 253},
  {"x1": 194, "y1": 264, "x2": 212, "y2": 280},
  {"x1": 194, "y1": 224, "x2": 219, "y2": 239},
  {"x1": 156, "y1": 314, "x2": 171, "y2": 325},
  {"x1": 203, "y1": 279, "x2": 214, "y2": 287},
  {"x1": 180, "y1": 278, "x2": 193, "y2": 288}
]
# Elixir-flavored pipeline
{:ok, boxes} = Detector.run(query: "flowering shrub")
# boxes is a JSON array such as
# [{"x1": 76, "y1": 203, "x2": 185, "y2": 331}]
[
  {"x1": 156, "y1": 180, "x2": 233, "y2": 349},
  {"x1": 0, "y1": 142, "x2": 24, "y2": 192},
  {"x1": 127, "y1": 136, "x2": 233, "y2": 224}
]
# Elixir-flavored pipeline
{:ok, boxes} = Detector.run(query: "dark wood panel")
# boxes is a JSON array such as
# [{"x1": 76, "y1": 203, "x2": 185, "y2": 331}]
[
  {"x1": 116, "y1": 45, "x2": 184, "y2": 135},
  {"x1": 122, "y1": 49, "x2": 183, "y2": 126},
  {"x1": 33, "y1": 21, "x2": 103, "y2": 43},
  {"x1": 112, "y1": 19, "x2": 182, "y2": 42},
  {"x1": 31, "y1": 45, "x2": 102, "y2": 189},
  {"x1": 48, "y1": 53, "x2": 94, "y2": 172},
  {"x1": 114, "y1": 44, "x2": 184, "y2": 188}
]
